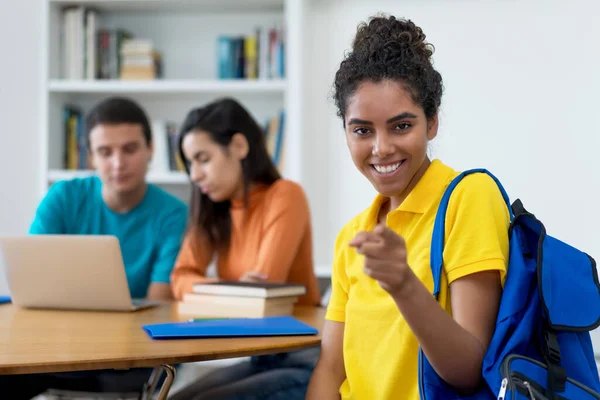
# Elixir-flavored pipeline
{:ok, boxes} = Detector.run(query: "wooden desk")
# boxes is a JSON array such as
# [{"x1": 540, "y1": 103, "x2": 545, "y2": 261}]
[{"x1": 0, "y1": 304, "x2": 325, "y2": 399}]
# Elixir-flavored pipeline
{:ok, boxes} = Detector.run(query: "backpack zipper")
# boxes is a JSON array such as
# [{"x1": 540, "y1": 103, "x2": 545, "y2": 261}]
[
  {"x1": 501, "y1": 354, "x2": 600, "y2": 399},
  {"x1": 497, "y1": 377, "x2": 508, "y2": 400},
  {"x1": 523, "y1": 381, "x2": 545, "y2": 400}
]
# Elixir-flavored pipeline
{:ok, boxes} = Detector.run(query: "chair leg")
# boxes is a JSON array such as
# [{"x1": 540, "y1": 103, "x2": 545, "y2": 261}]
[
  {"x1": 140, "y1": 365, "x2": 176, "y2": 400},
  {"x1": 140, "y1": 368, "x2": 161, "y2": 399}
]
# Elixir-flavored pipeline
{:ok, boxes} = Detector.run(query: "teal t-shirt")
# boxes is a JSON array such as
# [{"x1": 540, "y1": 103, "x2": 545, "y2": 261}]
[{"x1": 29, "y1": 177, "x2": 188, "y2": 298}]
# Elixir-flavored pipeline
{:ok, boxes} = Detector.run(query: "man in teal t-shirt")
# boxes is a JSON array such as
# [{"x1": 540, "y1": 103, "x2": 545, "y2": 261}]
[
  {"x1": 30, "y1": 97, "x2": 188, "y2": 300},
  {"x1": 30, "y1": 175, "x2": 186, "y2": 298},
  {"x1": 1, "y1": 97, "x2": 189, "y2": 399}
]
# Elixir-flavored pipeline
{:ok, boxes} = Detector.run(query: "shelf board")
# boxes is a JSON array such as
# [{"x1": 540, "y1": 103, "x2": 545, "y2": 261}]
[
  {"x1": 48, "y1": 80, "x2": 286, "y2": 94},
  {"x1": 48, "y1": 79, "x2": 287, "y2": 95},
  {"x1": 48, "y1": 169, "x2": 189, "y2": 184},
  {"x1": 48, "y1": 0, "x2": 284, "y2": 13}
]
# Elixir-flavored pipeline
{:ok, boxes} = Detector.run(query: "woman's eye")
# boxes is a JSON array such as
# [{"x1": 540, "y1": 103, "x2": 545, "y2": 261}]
[
  {"x1": 395, "y1": 123, "x2": 411, "y2": 131},
  {"x1": 353, "y1": 127, "x2": 371, "y2": 136}
]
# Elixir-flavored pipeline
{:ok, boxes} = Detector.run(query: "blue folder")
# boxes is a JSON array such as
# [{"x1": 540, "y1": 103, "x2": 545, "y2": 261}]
[
  {"x1": 0, "y1": 296, "x2": 10, "y2": 304},
  {"x1": 143, "y1": 316, "x2": 319, "y2": 340}
]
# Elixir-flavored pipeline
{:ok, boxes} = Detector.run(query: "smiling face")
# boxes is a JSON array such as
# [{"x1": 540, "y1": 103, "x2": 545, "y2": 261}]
[{"x1": 344, "y1": 79, "x2": 438, "y2": 209}]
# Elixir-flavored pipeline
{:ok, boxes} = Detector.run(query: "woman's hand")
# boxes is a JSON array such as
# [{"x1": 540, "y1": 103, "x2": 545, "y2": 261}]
[
  {"x1": 239, "y1": 271, "x2": 268, "y2": 283},
  {"x1": 349, "y1": 224, "x2": 416, "y2": 298}
]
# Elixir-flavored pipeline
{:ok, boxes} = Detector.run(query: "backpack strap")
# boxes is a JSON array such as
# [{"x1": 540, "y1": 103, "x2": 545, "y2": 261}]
[{"x1": 429, "y1": 168, "x2": 513, "y2": 298}]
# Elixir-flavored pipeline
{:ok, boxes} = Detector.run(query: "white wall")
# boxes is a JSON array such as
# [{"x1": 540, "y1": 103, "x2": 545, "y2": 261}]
[
  {"x1": 304, "y1": 0, "x2": 600, "y2": 270},
  {"x1": 0, "y1": 0, "x2": 42, "y2": 294},
  {"x1": 1, "y1": 0, "x2": 599, "y2": 282}
]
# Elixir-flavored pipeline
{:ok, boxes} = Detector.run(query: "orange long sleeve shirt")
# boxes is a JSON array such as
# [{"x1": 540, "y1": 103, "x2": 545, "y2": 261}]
[{"x1": 171, "y1": 179, "x2": 321, "y2": 306}]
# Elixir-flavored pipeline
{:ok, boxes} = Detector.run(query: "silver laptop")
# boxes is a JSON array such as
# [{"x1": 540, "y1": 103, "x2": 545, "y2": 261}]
[{"x1": 0, "y1": 235, "x2": 160, "y2": 312}]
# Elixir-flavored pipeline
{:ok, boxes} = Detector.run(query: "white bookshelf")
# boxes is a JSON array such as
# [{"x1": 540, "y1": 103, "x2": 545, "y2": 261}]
[{"x1": 40, "y1": 0, "x2": 305, "y2": 199}]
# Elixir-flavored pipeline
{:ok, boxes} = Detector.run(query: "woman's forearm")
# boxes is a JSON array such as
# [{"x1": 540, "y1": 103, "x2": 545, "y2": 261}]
[
  {"x1": 392, "y1": 273, "x2": 486, "y2": 390},
  {"x1": 306, "y1": 362, "x2": 343, "y2": 400},
  {"x1": 306, "y1": 320, "x2": 346, "y2": 400}
]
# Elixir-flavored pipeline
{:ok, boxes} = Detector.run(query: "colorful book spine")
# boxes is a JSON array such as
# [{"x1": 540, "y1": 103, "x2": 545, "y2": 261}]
[{"x1": 217, "y1": 25, "x2": 285, "y2": 80}]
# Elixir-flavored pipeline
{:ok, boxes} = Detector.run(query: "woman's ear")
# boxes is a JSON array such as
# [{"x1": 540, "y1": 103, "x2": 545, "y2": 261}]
[
  {"x1": 427, "y1": 114, "x2": 439, "y2": 141},
  {"x1": 229, "y1": 133, "x2": 249, "y2": 160}
]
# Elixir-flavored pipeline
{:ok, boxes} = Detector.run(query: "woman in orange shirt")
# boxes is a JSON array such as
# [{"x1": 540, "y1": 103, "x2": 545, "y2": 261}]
[{"x1": 170, "y1": 97, "x2": 321, "y2": 400}]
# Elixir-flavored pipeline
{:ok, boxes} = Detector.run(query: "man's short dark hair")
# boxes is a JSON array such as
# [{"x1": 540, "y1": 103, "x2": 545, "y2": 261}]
[{"x1": 85, "y1": 97, "x2": 152, "y2": 147}]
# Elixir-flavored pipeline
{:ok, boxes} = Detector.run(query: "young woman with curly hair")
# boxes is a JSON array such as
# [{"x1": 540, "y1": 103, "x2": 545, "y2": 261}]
[{"x1": 307, "y1": 15, "x2": 510, "y2": 399}]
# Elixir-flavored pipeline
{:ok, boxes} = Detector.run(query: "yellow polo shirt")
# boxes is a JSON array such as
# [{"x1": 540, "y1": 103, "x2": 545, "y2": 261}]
[{"x1": 326, "y1": 159, "x2": 510, "y2": 400}]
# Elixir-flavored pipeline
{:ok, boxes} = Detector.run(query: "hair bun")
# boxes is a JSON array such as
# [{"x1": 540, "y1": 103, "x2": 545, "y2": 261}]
[
  {"x1": 333, "y1": 14, "x2": 443, "y2": 122},
  {"x1": 352, "y1": 15, "x2": 434, "y2": 64}
]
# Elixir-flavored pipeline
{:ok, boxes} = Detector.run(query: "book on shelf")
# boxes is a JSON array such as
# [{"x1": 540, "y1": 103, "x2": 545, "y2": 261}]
[
  {"x1": 192, "y1": 281, "x2": 306, "y2": 298},
  {"x1": 60, "y1": 6, "x2": 161, "y2": 80},
  {"x1": 177, "y1": 292, "x2": 299, "y2": 318},
  {"x1": 97, "y1": 28, "x2": 133, "y2": 80},
  {"x1": 61, "y1": 6, "x2": 93, "y2": 80},
  {"x1": 217, "y1": 25, "x2": 285, "y2": 80},
  {"x1": 63, "y1": 105, "x2": 89, "y2": 170},
  {"x1": 264, "y1": 110, "x2": 285, "y2": 168},
  {"x1": 149, "y1": 120, "x2": 186, "y2": 174}
]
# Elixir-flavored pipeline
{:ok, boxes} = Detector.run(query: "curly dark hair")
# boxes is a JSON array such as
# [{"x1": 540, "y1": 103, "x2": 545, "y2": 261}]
[{"x1": 334, "y1": 15, "x2": 443, "y2": 123}]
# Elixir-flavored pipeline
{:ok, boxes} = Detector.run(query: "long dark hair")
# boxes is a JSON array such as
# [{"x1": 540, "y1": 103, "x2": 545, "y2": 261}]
[{"x1": 178, "y1": 97, "x2": 281, "y2": 251}]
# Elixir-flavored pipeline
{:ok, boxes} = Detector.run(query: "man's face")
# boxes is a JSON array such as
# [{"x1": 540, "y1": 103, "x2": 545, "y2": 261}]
[{"x1": 88, "y1": 123, "x2": 153, "y2": 195}]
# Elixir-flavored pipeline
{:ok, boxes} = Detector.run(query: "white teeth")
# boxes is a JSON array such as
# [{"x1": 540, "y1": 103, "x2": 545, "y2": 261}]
[{"x1": 374, "y1": 162, "x2": 401, "y2": 174}]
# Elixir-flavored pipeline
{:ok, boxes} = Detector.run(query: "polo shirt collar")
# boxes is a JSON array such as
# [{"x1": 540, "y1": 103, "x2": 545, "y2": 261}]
[{"x1": 366, "y1": 159, "x2": 457, "y2": 219}]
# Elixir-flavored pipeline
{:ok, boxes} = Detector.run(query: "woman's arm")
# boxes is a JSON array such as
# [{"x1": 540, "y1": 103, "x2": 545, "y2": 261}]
[
  {"x1": 251, "y1": 182, "x2": 311, "y2": 281},
  {"x1": 394, "y1": 269, "x2": 501, "y2": 390},
  {"x1": 170, "y1": 233, "x2": 214, "y2": 300},
  {"x1": 306, "y1": 320, "x2": 346, "y2": 400},
  {"x1": 351, "y1": 225, "x2": 502, "y2": 392}
]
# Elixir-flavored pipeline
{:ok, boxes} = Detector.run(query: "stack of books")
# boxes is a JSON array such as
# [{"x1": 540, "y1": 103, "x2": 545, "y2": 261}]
[
  {"x1": 177, "y1": 282, "x2": 306, "y2": 318},
  {"x1": 119, "y1": 39, "x2": 162, "y2": 80}
]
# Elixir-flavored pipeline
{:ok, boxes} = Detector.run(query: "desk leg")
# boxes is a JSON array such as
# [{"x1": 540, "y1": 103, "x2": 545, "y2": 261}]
[{"x1": 141, "y1": 364, "x2": 176, "y2": 400}]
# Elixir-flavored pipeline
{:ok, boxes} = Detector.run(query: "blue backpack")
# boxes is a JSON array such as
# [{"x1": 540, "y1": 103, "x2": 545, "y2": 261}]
[{"x1": 419, "y1": 169, "x2": 600, "y2": 399}]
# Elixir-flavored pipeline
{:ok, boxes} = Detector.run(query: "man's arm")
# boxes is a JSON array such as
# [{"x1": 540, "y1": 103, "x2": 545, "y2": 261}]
[
  {"x1": 149, "y1": 205, "x2": 188, "y2": 301},
  {"x1": 146, "y1": 283, "x2": 173, "y2": 301},
  {"x1": 29, "y1": 182, "x2": 68, "y2": 234}
]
